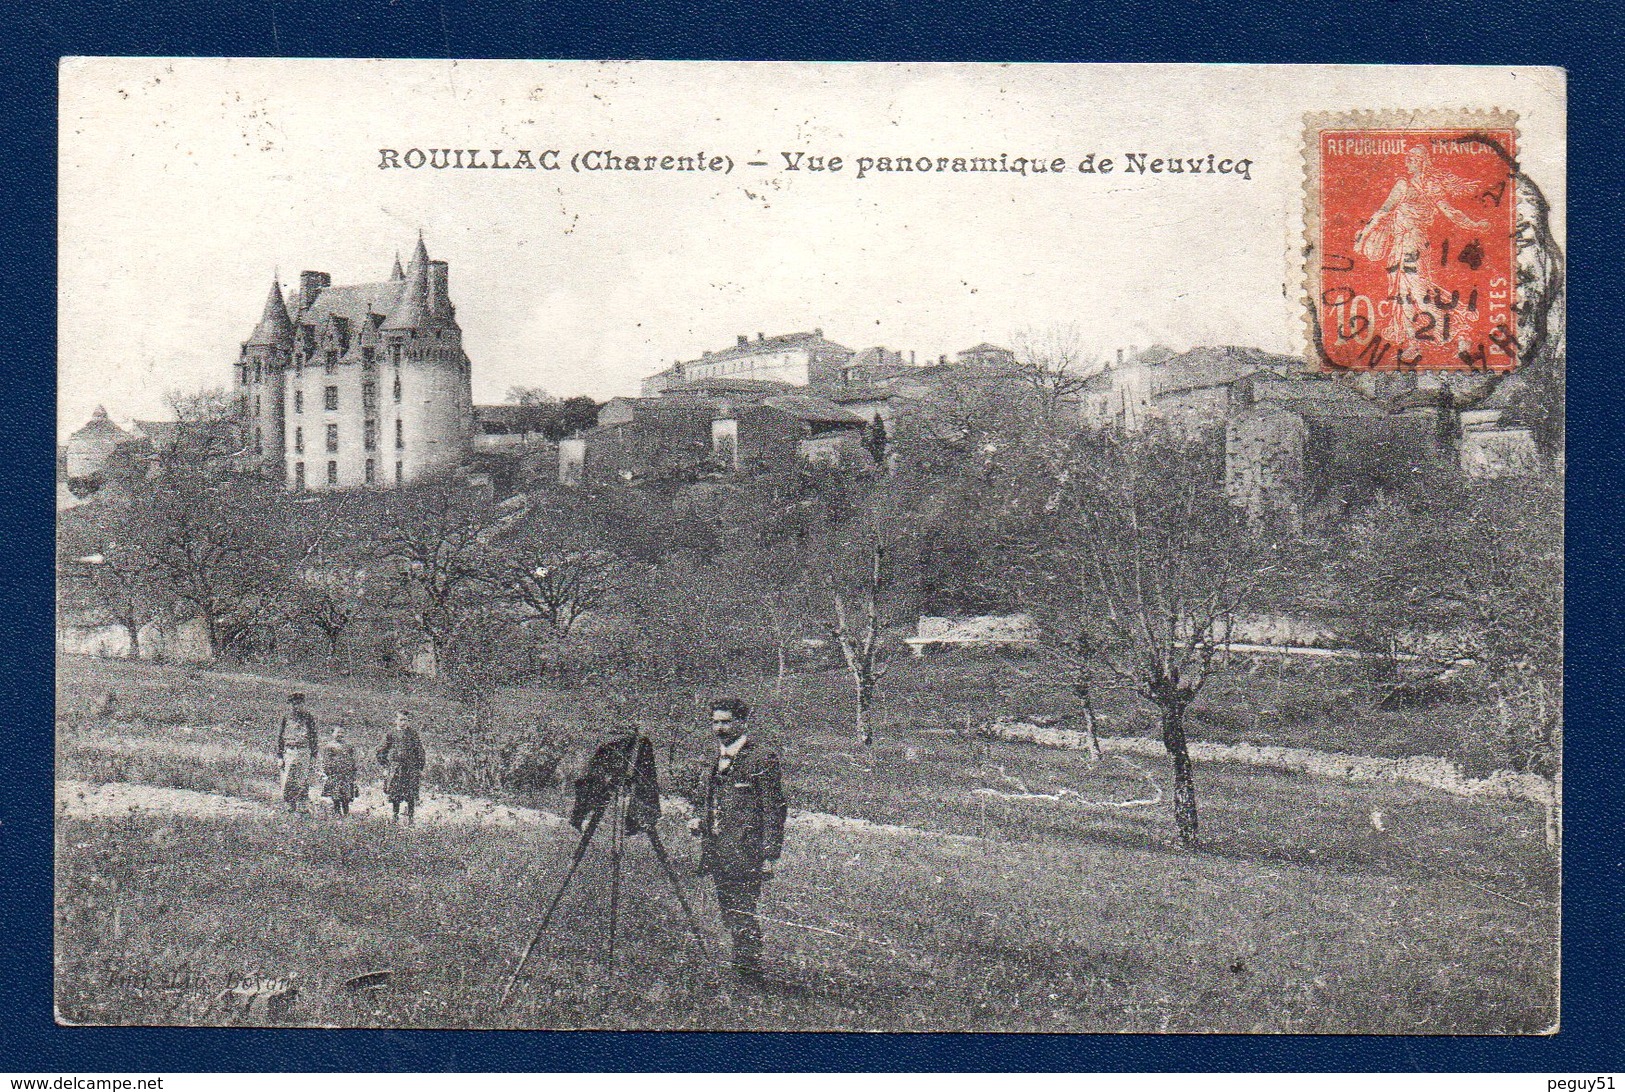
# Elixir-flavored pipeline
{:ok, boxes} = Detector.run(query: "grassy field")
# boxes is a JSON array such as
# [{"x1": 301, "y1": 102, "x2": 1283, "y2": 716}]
[{"x1": 55, "y1": 655, "x2": 1558, "y2": 1032}]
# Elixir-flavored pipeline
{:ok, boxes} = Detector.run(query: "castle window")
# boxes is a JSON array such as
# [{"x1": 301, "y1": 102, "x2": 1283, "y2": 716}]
[
  {"x1": 294, "y1": 426, "x2": 304, "y2": 454},
  {"x1": 395, "y1": 460, "x2": 403, "y2": 484},
  {"x1": 327, "y1": 460, "x2": 338, "y2": 486},
  {"x1": 393, "y1": 374, "x2": 401, "y2": 403},
  {"x1": 390, "y1": 344, "x2": 402, "y2": 366},
  {"x1": 294, "y1": 389, "x2": 303, "y2": 414},
  {"x1": 324, "y1": 386, "x2": 338, "y2": 412},
  {"x1": 293, "y1": 462, "x2": 305, "y2": 491},
  {"x1": 324, "y1": 350, "x2": 337, "y2": 374},
  {"x1": 395, "y1": 419, "x2": 404, "y2": 450},
  {"x1": 363, "y1": 347, "x2": 375, "y2": 368},
  {"x1": 254, "y1": 394, "x2": 261, "y2": 415},
  {"x1": 237, "y1": 364, "x2": 247, "y2": 386},
  {"x1": 363, "y1": 382, "x2": 377, "y2": 411},
  {"x1": 364, "y1": 419, "x2": 378, "y2": 451},
  {"x1": 254, "y1": 426, "x2": 262, "y2": 455},
  {"x1": 253, "y1": 362, "x2": 262, "y2": 384},
  {"x1": 326, "y1": 423, "x2": 339, "y2": 452},
  {"x1": 365, "y1": 458, "x2": 376, "y2": 485}
]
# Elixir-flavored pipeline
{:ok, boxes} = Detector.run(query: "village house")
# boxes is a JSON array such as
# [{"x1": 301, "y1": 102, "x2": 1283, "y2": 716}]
[
  {"x1": 639, "y1": 329, "x2": 857, "y2": 396},
  {"x1": 560, "y1": 376, "x2": 873, "y2": 485}
]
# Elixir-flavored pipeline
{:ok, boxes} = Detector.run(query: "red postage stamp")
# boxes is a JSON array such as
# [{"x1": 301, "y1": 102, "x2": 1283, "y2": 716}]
[{"x1": 1306, "y1": 112, "x2": 1519, "y2": 373}]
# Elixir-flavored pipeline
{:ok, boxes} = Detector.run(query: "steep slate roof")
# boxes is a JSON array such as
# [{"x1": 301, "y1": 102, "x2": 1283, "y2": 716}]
[
  {"x1": 664, "y1": 376, "x2": 796, "y2": 395},
  {"x1": 1251, "y1": 375, "x2": 1385, "y2": 419},
  {"x1": 1152, "y1": 346, "x2": 1309, "y2": 395},
  {"x1": 246, "y1": 279, "x2": 295, "y2": 347},
  {"x1": 385, "y1": 234, "x2": 448, "y2": 328},
  {"x1": 384, "y1": 236, "x2": 437, "y2": 330},
  {"x1": 67, "y1": 406, "x2": 131, "y2": 446},
  {"x1": 300, "y1": 280, "x2": 406, "y2": 327},
  {"x1": 760, "y1": 394, "x2": 868, "y2": 424}
]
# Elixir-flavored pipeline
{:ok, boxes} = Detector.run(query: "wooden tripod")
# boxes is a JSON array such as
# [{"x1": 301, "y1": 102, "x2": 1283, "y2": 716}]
[{"x1": 498, "y1": 774, "x2": 710, "y2": 1009}]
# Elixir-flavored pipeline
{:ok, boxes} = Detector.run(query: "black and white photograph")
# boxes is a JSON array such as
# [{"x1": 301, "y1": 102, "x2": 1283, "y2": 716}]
[{"x1": 53, "y1": 59, "x2": 1565, "y2": 1033}]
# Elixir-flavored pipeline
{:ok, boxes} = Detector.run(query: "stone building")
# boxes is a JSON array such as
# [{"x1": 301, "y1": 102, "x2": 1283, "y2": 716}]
[
  {"x1": 639, "y1": 330, "x2": 856, "y2": 395},
  {"x1": 954, "y1": 342, "x2": 1017, "y2": 370},
  {"x1": 63, "y1": 406, "x2": 138, "y2": 494},
  {"x1": 562, "y1": 379, "x2": 870, "y2": 484},
  {"x1": 235, "y1": 235, "x2": 474, "y2": 492}
]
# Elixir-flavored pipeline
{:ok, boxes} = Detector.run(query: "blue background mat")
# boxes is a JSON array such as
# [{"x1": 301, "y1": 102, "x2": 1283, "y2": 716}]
[{"x1": 3, "y1": 0, "x2": 1619, "y2": 1072}]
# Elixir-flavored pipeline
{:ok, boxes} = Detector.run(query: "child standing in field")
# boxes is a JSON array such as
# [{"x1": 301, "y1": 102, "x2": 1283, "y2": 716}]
[
  {"x1": 321, "y1": 723, "x2": 359, "y2": 817},
  {"x1": 378, "y1": 710, "x2": 426, "y2": 824}
]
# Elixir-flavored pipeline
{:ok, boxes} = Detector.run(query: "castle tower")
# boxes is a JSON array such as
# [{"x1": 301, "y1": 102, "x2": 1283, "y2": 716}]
[
  {"x1": 236, "y1": 277, "x2": 294, "y2": 475},
  {"x1": 274, "y1": 237, "x2": 473, "y2": 493}
]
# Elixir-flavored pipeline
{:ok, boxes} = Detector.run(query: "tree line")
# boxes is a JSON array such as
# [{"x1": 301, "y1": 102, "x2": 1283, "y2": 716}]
[{"x1": 58, "y1": 376, "x2": 1562, "y2": 847}]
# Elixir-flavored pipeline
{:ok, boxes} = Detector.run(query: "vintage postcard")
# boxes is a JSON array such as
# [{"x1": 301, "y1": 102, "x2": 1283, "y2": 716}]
[{"x1": 55, "y1": 60, "x2": 1564, "y2": 1032}]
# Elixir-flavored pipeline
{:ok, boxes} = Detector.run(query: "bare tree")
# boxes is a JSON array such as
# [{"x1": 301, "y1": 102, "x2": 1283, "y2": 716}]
[
  {"x1": 57, "y1": 502, "x2": 166, "y2": 657},
  {"x1": 505, "y1": 385, "x2": 555, "y2": 406},
  {"x1": 371, "y1": 478, "x2": 494, "y2": 675},
  {"x1": 805, "y1": 472, "x2": 920, "y2": 746},
  {"x1": 485, "y1": 492, "x2": 623, "y2": 635},
  {"x1": 1012, "y1": 324, "x2": 1104, "y2": 418},
  {"x1": 1016, "y1": 429, "x2": 1266, "y2": 846},
  {"x1": 126, "y1": 466, "x2": 291, "y2": 658}
]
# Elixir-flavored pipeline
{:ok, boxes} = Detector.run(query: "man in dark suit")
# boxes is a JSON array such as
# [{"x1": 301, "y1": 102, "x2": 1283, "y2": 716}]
[{"x1": 692, "y1": 697, "x2": 787, "y2": 979}]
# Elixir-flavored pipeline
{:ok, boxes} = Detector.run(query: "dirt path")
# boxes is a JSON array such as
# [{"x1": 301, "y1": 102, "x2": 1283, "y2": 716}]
[
  {"x1": 56, "y1": 777, "x2": 978, "y2": 844},
  {"x1": 57, "y1": 778, "x2": 567, "y2": 829},
  {"x1": 981, "y1": 721, "x2": 1555, "y2": 807}
]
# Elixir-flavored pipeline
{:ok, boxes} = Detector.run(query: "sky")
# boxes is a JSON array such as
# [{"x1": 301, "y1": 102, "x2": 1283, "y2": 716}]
[{"x1": 58, "y1": 60, "x2": 1565, "y2": 436}]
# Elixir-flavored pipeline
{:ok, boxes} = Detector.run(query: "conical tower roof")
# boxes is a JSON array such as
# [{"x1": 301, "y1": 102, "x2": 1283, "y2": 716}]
[
  {"x1": 391, "y1": 252, "x2": 405, "y2": 281},
  {"x1": 384, "y1": 236, "x2": 435, "y2": 330},
  {"x1": 246, "y1": 277, "x2": 295, "y2": 347}
]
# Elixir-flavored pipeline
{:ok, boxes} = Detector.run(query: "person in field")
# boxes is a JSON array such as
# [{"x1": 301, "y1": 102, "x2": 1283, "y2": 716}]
[
  {"x1": 321, "y1": 722, "x2": 359, "y2": 817},
  {"x1": 378, "y1": 710, "x2": 427, "y2": 824},
  {"x1": 690, "y1": 697, "x2": 787, "y2": 980},
  {"x1": 275, "y1": 693, "x2": 320, "y2": 814}
]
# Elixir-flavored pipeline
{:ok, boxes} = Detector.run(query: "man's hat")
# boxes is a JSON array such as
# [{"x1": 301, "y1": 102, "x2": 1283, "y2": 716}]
[{"x1": 710, "y1": 697, "x2": 750, "y2": 720}]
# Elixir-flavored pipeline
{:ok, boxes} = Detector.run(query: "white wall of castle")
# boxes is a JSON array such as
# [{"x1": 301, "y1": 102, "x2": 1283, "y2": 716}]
[{"x1": 278, "y1": 331, "x2": 471, "y2": 492}]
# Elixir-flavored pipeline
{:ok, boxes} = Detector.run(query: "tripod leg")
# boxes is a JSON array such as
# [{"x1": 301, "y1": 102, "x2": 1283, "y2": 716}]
[
  {"x1": 499, "y1": 806, "x2": 604, "y2": 1009},
  {"x1": 646, "y1": 826, "x2": 711, "y2": 958},
  {"x1": 606, "y1": 787, "x2": 622, "y2": 969}
]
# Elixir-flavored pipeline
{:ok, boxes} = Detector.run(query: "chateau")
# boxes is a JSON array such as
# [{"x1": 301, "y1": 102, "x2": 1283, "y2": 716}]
[{"x1": 236, "y1": 236, "x2": 474, "y2": 491}]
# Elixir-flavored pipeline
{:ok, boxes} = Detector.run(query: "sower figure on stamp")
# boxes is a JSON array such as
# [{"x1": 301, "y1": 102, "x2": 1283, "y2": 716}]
[
  {"x1": 378, "y1": 710, "x2": 426, "y2": 824},
  {"x1": 690, "y1": 697, "x2": 787, "y2": 980},
  {"x1": 275, "y1": 693, "x2": 320, "y2": 814}
]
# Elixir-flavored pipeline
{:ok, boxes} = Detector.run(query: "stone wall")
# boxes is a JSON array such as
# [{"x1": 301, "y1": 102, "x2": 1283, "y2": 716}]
[{"x1": 1225, "y1": 405, "x2": 1306, "y2": 527}]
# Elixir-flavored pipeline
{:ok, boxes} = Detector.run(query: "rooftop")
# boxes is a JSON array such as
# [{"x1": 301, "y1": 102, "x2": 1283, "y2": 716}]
[{"x1": 690, "y1": 330, "x2": 853, "y2": 366}]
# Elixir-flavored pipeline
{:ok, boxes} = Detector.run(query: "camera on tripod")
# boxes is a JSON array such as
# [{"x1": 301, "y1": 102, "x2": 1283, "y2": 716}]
[{"x1": 499, "y1": 732, "x2": 710, "y2": 1008}]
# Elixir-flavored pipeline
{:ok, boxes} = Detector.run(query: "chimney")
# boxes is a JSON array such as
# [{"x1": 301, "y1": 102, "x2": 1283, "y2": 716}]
[
  {"x1": 1116, "y1": 348, "x2": 1123, "y2": 365},
  {"x1": 939, "y1": 354, "x2": 947, "y2": 365},
  {"x1": 737, "y1": 335, "x2": 748, "y2": 347},
  {"x1": 428, "y1": 260, "x2": 450, "y2": 319},
  {"x1": 910, "y1": 350, "x2": 916, "y2": 365},
  {"x1": 299, "y1": 271, "x2": 331, "y2": 313},
  {"x1": 815, "y1": 327, "x2": 823, "y2": 337}
]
